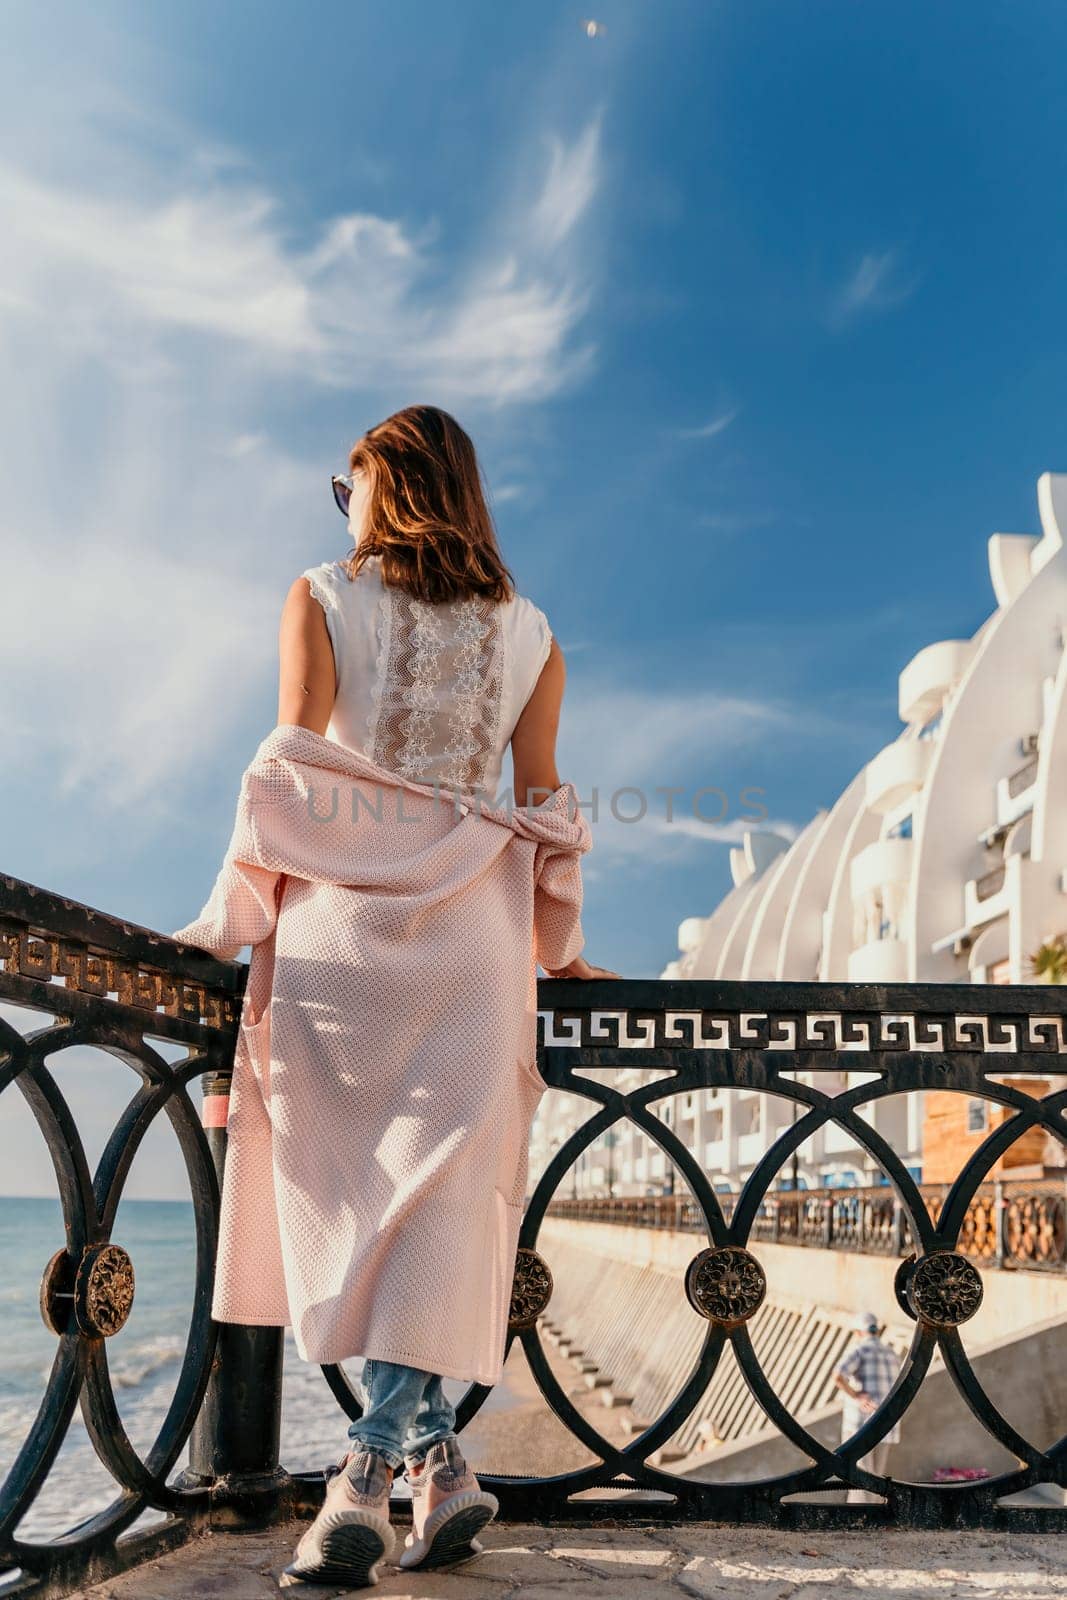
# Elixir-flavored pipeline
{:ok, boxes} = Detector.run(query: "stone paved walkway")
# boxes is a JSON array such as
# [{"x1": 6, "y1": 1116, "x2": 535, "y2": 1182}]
[{"x1": 85, "y1": 1520, "x2": 1067, "y2": 1599}]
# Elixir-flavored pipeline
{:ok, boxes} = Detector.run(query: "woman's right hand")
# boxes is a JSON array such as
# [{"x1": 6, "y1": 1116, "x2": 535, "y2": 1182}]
[{"x1": 544, "y1": 953, "x2": 622, "y2": 979}]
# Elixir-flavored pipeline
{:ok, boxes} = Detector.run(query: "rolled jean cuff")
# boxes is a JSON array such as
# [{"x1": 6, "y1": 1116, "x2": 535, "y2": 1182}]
[
  {"x1": 403, "y1": 1428, "x2": 456, "y2": 1471},
  {"x1": 345, "y1": 1432, "x2": 405, "y2": 1472}
]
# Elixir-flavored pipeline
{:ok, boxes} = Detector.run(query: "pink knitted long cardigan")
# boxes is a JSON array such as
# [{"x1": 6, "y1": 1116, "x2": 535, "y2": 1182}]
[{"x1": 171, "y1": 723, "x2": 591, "y2": 1385}]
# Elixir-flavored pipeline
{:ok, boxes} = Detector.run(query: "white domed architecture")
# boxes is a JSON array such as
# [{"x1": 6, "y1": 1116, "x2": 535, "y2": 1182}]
[{"x1": 668, "y1": 470, "x2": 1067, "y2": 990}]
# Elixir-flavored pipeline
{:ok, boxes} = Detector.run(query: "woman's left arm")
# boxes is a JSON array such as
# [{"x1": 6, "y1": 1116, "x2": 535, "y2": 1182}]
[{"x1": 277, "y1": 576, "x2": 337, "y2": 734}]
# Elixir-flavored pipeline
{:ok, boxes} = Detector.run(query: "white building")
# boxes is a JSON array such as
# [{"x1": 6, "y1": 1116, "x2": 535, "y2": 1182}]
[{"x1": 532, "y1": 472, "x2": 1067, "y2": 1196}]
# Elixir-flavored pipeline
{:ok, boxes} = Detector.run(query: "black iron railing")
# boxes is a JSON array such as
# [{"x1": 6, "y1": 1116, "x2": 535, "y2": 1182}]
[
  {"x1": 2, "y1": 875, "x2": 1067, "y2": 1598},
  {"x1": 0, "y1": 876, "x2": 300, "y2": 1597},
  {"x1": 546, "y1": 1180, "x2": 1067, "y2": 1269}
]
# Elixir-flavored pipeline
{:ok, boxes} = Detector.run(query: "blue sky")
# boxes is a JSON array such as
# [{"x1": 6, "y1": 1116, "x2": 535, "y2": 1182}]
[{"x1": 3, "y1": 3, "x2": 1067, "y2": 1193}]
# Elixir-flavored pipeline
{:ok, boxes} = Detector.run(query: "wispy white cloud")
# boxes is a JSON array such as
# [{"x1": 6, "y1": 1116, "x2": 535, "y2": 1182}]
[
  {"x1": 674, "y1": 407, "x2": 739, "y2": 441},
  {"x1": 549, "y1": 679, "x2": 817, "y2": 871},
  {"x1": 531, "y1": 116, "x2": 602, "y2": 249},
  {"x1": 641, "y1": 810, "x2": 801, "y2": 846},
  {"x1": 0, "y1": 111, "x2": 602, "y2": 405},
  {"x1": 0, "y1": 446, "x2": 317, "y2": 821},
  {"x1": 490, "y1": 481, "x2": 527, "y2": 504},
  {"x1": 828, "y1": 248, "x2": 917, "y2": 329},
  {"x1": 222, "y1": 432, "x2": 271, "y2": 459}
]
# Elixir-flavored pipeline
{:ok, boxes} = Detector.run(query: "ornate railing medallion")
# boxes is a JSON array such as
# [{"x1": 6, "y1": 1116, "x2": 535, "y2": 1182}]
[
  {"x1": 906, "y1": 1250, "x2": 984, "y2": 1328},
  {"x1": 685, "y1": 1245, "x2": 766, "y2": 1327},
  {"x1": 508, "y1": 1247, "x2": 554, "y2": 1331}
]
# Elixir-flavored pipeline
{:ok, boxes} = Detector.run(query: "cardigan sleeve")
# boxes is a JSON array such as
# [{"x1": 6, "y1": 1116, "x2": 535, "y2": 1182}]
[
  {"x1": 532, "y1": 838, "x2": 586, "y2": 974},
  {"x1": 170, "y1": 854, "x2": 283, "y2": 962},
  {"x1": 170, "y1": 774, "x2": 284, "y2": 960}
]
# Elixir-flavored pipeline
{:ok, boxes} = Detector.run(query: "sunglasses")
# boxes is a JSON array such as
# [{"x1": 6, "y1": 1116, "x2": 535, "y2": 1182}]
[{"x1": 331, "y1": 473, "x2": 357, "y2": 518}]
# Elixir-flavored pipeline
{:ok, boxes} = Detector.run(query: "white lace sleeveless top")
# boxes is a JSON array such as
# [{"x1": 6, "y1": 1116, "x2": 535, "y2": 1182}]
[{"x1": 301, "y1": 553, "x2": 553, "y2": 800}]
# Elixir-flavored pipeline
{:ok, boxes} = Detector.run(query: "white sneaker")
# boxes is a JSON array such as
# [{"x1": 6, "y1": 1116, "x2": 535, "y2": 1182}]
[
  {"x1": 398, "y1": 1435, "x2": 498, "y2": 1571},
  {"x1": 280, "y1": 1448, "x2": 395, "y2": 1588}
]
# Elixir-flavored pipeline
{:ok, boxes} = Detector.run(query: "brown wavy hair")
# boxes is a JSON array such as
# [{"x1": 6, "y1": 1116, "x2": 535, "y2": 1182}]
[{"x1": 341, "y1": 405, "x2": 516, "y2": 604}]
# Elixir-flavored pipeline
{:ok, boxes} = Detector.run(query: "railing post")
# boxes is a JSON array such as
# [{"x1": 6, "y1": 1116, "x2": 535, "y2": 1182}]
[
  {"x1": 993, "y1": 1179, "x2": 1006, "y2": 1269},
  {"x1": 182, "y1": 1067, "x2": 289, "y2": 1521},
  {"x1": 822, "y1": 1196, "x2": 834, "y2": 1248}
]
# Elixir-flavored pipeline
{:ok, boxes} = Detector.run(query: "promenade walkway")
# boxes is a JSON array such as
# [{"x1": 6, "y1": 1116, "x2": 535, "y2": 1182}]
[{"x1": 85, "y1": 1521, "x2": 1067, "y2": 1599}]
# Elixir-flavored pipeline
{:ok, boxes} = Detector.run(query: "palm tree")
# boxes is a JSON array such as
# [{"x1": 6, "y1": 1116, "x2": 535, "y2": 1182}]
[{"x1": 1028, "y1": 935, "x2": 1067, "y2": 984}]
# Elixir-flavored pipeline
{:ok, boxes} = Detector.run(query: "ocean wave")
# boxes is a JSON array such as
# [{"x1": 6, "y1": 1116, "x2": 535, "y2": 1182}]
[{"x1": 110, "y1": 1337, "x2": 184, "y2": 1390}]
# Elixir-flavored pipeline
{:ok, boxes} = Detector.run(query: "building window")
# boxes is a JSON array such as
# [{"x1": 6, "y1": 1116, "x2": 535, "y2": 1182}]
[{"x1": 966, "y1": 1098, "x2": 988, "y2": 1134}]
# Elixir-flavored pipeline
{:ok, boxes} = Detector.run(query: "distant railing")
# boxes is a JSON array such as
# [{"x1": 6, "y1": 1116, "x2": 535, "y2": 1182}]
[
  {"x1": 2, "y1": 872, "x2": 1067, "y2": 1597},
  {"x1": 546, "y1": 1179, "x2": 1067, "y2": 1270}
]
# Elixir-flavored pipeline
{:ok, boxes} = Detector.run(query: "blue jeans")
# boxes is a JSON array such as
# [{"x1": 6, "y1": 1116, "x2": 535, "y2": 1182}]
[{"x1": 346, "y1": 1359, "x2": 456, "y2": 1471}]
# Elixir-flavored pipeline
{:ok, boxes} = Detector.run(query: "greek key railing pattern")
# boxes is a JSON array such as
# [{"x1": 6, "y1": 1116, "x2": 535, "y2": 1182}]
[{"x1": 2, "y1": 877, "x2": 1067, "y2": 1597}]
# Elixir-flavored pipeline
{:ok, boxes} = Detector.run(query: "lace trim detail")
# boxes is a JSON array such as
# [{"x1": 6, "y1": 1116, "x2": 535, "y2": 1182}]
[
  {"x1": 365, "y1": 585, "x2": 391, "y2": 761},
  {"x1": 367, "y1": 588, "x2": 504, "y2": 791},
  {"x1": 369, "y1": 591, "x2": 446, "y2": 779},
  {"x1": 302, "y1": 565, "x2": 335, "y2": 615},
  {"x1": 533, "y1": 610, "x2": 553, "y2": 677},
  {"x1": 441, "y1": 600, "x2": 504, "y2": 791}
]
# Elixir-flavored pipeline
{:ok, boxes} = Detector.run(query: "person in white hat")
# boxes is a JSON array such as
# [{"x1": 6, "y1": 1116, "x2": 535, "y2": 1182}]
[{"x1": 832, "y1": 1311, "x2": 902, "y2": 1503}]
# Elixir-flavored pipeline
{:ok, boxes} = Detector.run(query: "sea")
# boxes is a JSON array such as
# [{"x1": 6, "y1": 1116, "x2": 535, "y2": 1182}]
[{"x1": 0, "y1": 1195, "x2": 490, "y2": 1542}]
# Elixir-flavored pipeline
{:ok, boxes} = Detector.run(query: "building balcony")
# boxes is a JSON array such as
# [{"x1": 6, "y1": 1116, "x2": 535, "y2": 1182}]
[
  {"x1": 850, "y1": 836, "x2": 914, "y2": 900},
  {"x1": 963, "y1": 851, "x2": 1019, "y2": 932},
  {"x1": 995, "y1": 754, "x2": 1040, "y2": 827},
  {"x1": 703, "y1": 1138, "x2": 727, "y2": 1170},
  {"x1": 898, "y1": 638, "x2": 975, "y2": 725},
  {"x1": 864, "y1": 737, "x2": 933, "y2": 814},
  {"x1": 847, "y1": 936, "x2": 910, "y2": 983}
]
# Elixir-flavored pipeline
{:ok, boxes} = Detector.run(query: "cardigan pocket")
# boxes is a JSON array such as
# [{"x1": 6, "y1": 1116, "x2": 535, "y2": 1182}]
[
  {"x1": 515, "y1": 1041, "x2": 545, "y2": 1096},
  {"x1": 240, "y1": 994, "x2": 273, "y2": 1101}
]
